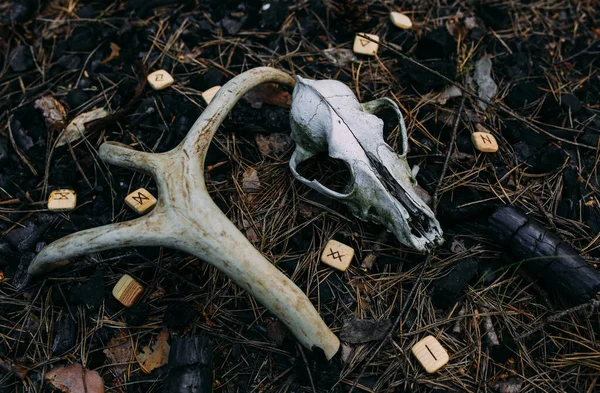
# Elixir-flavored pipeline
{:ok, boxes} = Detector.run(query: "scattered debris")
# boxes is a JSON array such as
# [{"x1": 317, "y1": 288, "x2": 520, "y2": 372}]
[
  {"x1": 68, "y1": 270, "x2": 105, "y2": 310},
  {"x1": 436, "y1": 85, "x2": 462, "y2": 105},
  {"x1": 100, "y1": 42, "x2": 121, "y2": 64},
  {"x1": 0, "y1": 358, "x2": 29, "y2": 379},
  {"x1": 470, "y1": 56, "x2": 498, "y2": 110},
  {"x1": 103, "y1": 330, "x2": 132, "y2": 375},
  {"x1": 244, "y1": 83, "x2": 292, "y2": 109},
  {"x1": 492, "y1": 377, "x2": 524, "y2": 393},
  {"x1": 255, "y1": 133, "x2": 293, "y2": 157},
  {"x1": 390, "y1": 12, "x2": 412, "y2": 29},
  {"x1": 137, "y1": 328, "x2": 170, "y2": 374},
  {"x1": 163, "y1": 336, "x2": 212, "y2": 393},
  {"x1": 340, "y1": 317, "x2": 391, "y2": 344},
  {"x1": 481, "y1": 307, "x2": 500, "y2": 347},
  {"x1": 242, "y1": 168, "x2": 261, "y2": 192},
  {"x1": 52, "y1": 314, "x2": 76, "y2": 355},
  {"x1": 430, "y1": 258, "x2": 478, "y2": 309},
  {"x1": 322, "y1": 48, "x2": 356, "y2": 67},
  {"x1": 123, "y1": 302, "x2": 150, "y2": 326},
  {"x1": 57, "y1": 108, "x2": 109, "y2": 147},
  {"x1": 489, "y1": 206, "x2": 600, "y2": 304},
  {"x1": 45, "y1": 363, "x2": 104, "y2": 393},
  {"x1": 34, "y1": 96, "x2": 67, "y2": 130}
]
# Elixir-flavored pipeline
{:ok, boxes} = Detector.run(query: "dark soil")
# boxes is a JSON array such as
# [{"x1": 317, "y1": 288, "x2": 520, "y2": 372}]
[{"x1": 1, "y1": 1, "x2": 599, "y2": 392}]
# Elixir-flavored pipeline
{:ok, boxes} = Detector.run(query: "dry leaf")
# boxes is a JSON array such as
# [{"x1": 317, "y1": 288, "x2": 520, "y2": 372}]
[
  {"x1": 255, "y1": 133, "x2": 293, "y2": 157},
  {"x1": 137, "y1": 328, "x2": 170, "y2": 374},
  {"x1": 103, "y1": 331, "x2": 132, "y2": 375},
  {"x1": 34, "y1": 96, "x2": 67, "y2": 130},
  {"x1": 101, "y1": 43, "x2": 121, "y2": 64},
  {"x1": 45, "y1": 363, "x2": 104, "y2": 393},
  {"x1": 242, "y1": 168, "x2": 260, "y2": 192},
  {"x1": 0, "y1": 358, "x2": 29, "y2": 379},
  {"x1": 57, "y1": 108, "x2": 109, "y2": 147},
  {"x1": 244, "y1": 83, "x2": 291, "y2": 109}
]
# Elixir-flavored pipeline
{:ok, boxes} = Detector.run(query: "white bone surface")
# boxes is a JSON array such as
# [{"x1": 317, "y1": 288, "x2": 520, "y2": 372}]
[
  {"x1": 289, "y1": 76, "x2": 443, "y2": 251},
  {"x1": 28, "y1": 67, "x2": 340, "y2": 360}
]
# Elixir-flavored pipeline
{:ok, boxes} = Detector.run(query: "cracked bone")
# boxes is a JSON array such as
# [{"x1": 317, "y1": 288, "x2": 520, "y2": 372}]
[
  {"x1": 28, "y1": 67, "x2": 340, "y2": 360},
  {"x1": 289, "y1": 76, "x2": 443, "y2": 251}
]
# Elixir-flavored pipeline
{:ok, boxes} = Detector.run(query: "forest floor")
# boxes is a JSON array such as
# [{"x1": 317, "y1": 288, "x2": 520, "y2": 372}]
[{"x1": 1, "y1": 0, "x2": 600, "y2": 392}]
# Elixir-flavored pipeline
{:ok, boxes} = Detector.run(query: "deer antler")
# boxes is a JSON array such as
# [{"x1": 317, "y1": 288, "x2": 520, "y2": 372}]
[{"x1": 29, "y1": 67, "x2": 340, "y2": 359}]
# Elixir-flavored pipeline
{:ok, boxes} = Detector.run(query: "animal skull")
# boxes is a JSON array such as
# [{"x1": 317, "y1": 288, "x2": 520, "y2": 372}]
[{"x1": 289, "y1": 77, "x2": 443, "y2": 251}]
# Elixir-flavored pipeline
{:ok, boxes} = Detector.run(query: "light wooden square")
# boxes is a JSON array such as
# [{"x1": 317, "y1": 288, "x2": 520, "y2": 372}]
[
  {"x1": 125, "y1": 188, "x2": 157, "y2": 215},
  {"x1": 48, "y1": 189, "x2": 77, "y2": 212},
  {"x1": 202, "y1": 85, "x2": 221, "y2": 104},
  {"x1": 471, "y1": 131, "x2": 498, "y2": 153},
  {"x1": 112, "y1": 274, "x2": 144, "y2": 307},
  {"x1": 147, "y1": 69, "x2": 174, "y2": 90},
  {"x1": 353, "y1": 33, "x2": 379, "y2": 56},
  {"x1": 390, "y1": 12, "x2": 413, "y2": 29},
  {"x1": 411, "y1": 335, "x2": 449, "y2": 373},
  {"x1": 321, "y1": 240, "x2": 354, "y2": 271}
]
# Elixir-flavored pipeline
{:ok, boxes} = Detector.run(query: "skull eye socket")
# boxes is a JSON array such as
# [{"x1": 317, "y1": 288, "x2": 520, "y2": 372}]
[
  {"x1": 295, "y1": 152, "x2": 353, "y2": 194},
  {"x1": 378, "y1": 107, "x2": 406, "y2": 156}
]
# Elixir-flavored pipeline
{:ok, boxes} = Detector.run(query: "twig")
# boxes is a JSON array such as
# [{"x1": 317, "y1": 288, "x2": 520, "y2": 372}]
[{"x1": 433, "y1": 95, "x2": 466, "y2": 214}]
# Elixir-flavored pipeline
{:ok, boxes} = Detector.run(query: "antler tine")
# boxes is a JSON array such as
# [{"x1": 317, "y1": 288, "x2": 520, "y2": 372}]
[
  {"x1": 100, "y1": 141, "x2": 164, "y2": 175},
  {"x1": 180, "y1": 67, "x2": 295, "y2": 164},
  {"x1": 28, "y1": 215, "x2": 163, "y2": 275}
]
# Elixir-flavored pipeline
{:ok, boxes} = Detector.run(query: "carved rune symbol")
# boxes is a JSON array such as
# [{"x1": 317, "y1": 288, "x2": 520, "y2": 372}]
[
  {"x1": 359, "y1": 39, "x2": 370, "y2": 47},
  {"x1": 132, "y1": 192, "x2": 150, "y2": 205},
  {"x1": 54, "y1": 192, "x2": 69, "y2": 200},
  {"x1": 480, "y1": 134, "x2": 492, "y2": 144},
  {"x1": 327, "y1": 248, "x2": 344, "y2": 262},
  {"x1": 155, "y1": 74, "x2": 164, "y2": 81}
]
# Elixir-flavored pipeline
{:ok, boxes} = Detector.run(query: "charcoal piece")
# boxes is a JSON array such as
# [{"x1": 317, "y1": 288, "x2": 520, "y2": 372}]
[
  {"x1": 123, "y1": 303, "x2": 149, "y2": 326},
  {"x1": 9, "y1": 45, "x2": 33, "y2": 73},
  {"x1": 430, "y1": 258, "x2": 478, "y2": 309},
  {"x1": 68, "y1": 270, "x2": 105, "y2": 310},
  {"x1": 163, "y1": 302, "x2": 195, "y2": 329},
  {"x1": 415, "y1": 28, "x2": 457, "y2": 60},
  {"x1": 52, "y1": 315, "x2": 76, "y2": 355},
  {"x1": 163, "y1": 336, "x2": 212, "y2": 393},
  {"x1": 4, "y1": 214, "x2": 53, "y2": 251},
  {"x1": 560, "y1": 94, "x2": 582, "y2": 113},
  {"x1": 7, "y1": 252, "x2": 33, "y2": 290},
  {"x1": 168, "y1": 336, "x2": 212, "y2": 368},
  {"x1": 506, "y1": 82, "x2": 542, "y2": 109},
  {"x1": 489, "y1": 206, "x2": 600, "y2": 304},
  {"x1": 0, "y1": 137, "x2": 8, "y2": 165},
  {"x1": 2, "y1": 0, "x2": 37, "y2": 24},
  {"x1": 339, "y1": 317, "x2": 391, "y2": 344}
]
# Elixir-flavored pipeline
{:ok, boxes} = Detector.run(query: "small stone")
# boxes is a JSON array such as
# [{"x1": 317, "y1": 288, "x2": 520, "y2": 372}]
[
  {"x1": 390, "y1": 12, "x2": 412, "y2": 29},
  {"x1": 112, "y1": 274, "x2": 144, "y2": 307},
  {"x1": 124, "y1": 188, "x2": 157, "y2": 215},
  {"x1": 48, "y1": 189, "x2": 77, "y2": 212},
  {"x1": 163, "y1": 302, "x2": 196, "y2": 329},
  {"x1": 353, "y1": 33, "x2": 379, "y2": 56},
  {"x1": 9, "y1": 45, "x2": 33, "y2": 72},
  {"x1": 147, "y1": 69, "x2": 174, "y2": 90},
  {"x1": 471, "y1": 128, "x2": 498, "y2": 153},
  {"x1": 411, "y1": 335, "x2": 449, "y2": 373},
  {"x1": 202, "y1": 85, "x2": 221, "y2": 104},
  {"x1": 320, "y1": 240, "x2": 354, "y2": 271}
]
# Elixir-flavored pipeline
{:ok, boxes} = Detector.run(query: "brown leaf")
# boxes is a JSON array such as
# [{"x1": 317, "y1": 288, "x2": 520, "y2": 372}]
[
  {"x1": 45, "y1": 363, "x2": 104, "y2": 393},
  {"x1": 57, "y1": 108, "x2": 109, "y2": 147},
  {"x1": 103, "y1": 330, "x2": 132, "y2": 375},
  {"x1": 255, "y1": 133, "x2": 293, "y2": 157},
  {"x1": 101, "y1": 43, "x2": 121, "y2": 64},
  {"x1": 34, "y1": 96, "x2": 67, "y2": 130},
  {"x1": 244, "y1": 83, "x2": 291, "y2": 109},
  {"x1": 242, "y1": 168, "x2": 261, "y2": 192},
  {"x1": 137, "y1": 328, "x2": 170, "y2": 374}
]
